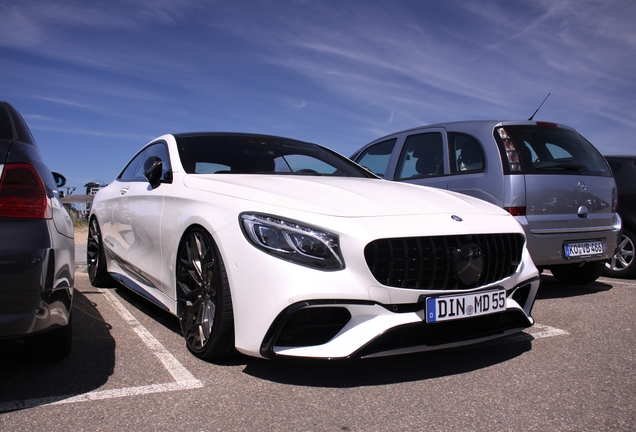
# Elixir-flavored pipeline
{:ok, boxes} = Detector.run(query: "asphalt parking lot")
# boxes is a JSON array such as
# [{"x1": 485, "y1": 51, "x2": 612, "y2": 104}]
[{"x1": 0, "y1": 258, "x2": 634, "y2": 431}]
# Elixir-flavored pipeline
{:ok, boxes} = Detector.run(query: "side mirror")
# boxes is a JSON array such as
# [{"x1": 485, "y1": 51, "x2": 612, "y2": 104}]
[
  {"x1": 52, "y1": 172, "x2": 66, "y2": 188},
  {"x1": 143, "y1": 156, "x2": 163, "y2": 188}
]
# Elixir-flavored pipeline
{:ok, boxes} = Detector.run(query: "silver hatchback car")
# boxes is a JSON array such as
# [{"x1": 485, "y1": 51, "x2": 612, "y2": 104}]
[{"x1": 352, "y1": 120, "x2": 621, "y2": 285}]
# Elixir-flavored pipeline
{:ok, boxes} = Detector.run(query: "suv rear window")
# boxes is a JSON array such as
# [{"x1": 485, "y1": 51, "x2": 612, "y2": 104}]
[
  {"x1": 497, "y1": 125, "x2": 611, "y2": 177},
  {"x1": 0, "y1": 104, "x2": 14, "y2": 140}
]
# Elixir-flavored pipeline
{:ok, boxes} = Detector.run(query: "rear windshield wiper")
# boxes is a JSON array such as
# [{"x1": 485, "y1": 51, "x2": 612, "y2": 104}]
[{"x1": 535, "y1": 163, "x2": 583, "y2": 171}]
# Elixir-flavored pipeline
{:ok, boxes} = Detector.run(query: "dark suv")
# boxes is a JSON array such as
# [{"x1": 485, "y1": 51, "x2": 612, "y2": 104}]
[
  {"x1": 603, "y1": 156, "x2": 636, "y2": 278},
  {"x1": 352, "y1": 120, "x2": 621, "y2": 285},
  {"x1": 0, "y1": 101, "x2": 75, "y2": 359}
]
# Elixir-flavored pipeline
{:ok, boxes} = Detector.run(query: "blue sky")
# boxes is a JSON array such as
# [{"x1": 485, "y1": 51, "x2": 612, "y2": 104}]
[{"x1": 1, "y1": 0, "x2": 635, "y2": 192}]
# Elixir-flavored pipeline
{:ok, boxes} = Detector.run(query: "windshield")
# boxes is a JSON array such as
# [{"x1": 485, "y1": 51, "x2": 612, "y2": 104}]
[
  {"x1": 496, "y1": 125, "x2": 611, "y2": 176},
  {"x1": 175, "y1": 133, "x2": 375, "y2": 178}
]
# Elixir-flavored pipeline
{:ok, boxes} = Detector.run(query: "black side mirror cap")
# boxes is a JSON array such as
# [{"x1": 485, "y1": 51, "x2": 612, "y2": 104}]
[{"x1": 143, "y1": 156, "x2": 163, "y2": 188}]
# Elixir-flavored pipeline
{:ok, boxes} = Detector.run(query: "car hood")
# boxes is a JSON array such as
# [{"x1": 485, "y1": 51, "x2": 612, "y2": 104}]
[{"x1": 183, "y1": 175, "x2": 508, "y2": 218}]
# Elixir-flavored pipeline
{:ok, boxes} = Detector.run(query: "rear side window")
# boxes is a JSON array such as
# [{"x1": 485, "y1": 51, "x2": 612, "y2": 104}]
[
  {"x1": 355, "y1": 138, "x2": 397, "y2": 178},
  {"x1": 449, "y1": 133, "x2": 485, "y2": 174},
  {"x1": 498, "y1": 126, "x2": 611, "y2": 177},
  {"x1": 395, "y1": 132, "x2": 444, "y2": 179}
]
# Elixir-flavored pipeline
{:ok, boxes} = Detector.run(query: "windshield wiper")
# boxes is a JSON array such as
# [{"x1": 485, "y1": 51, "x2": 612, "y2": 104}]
[{"x1": 536, "y1": 163, "x2": 583, "y2": 171}]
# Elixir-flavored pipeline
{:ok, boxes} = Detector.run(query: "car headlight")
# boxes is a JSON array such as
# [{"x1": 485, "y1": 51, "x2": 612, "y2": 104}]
[{"x1": 239, "y1": 213, "x2": 345, "y2": 270}]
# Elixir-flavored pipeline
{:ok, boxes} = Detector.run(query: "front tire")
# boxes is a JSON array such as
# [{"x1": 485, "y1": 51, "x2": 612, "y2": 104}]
[
  {"x1": 176, "y1": 227, "x2": 235, "y2": 359},
  {"x1": 550, "y1": 261, "x2": 605, "y2": 285},
  {"x1": 604, "y1": 228, "x2": 636, "y2": 278},
  {"x1": 87, "y1": 217, "x2": 113, "y2": 287}
]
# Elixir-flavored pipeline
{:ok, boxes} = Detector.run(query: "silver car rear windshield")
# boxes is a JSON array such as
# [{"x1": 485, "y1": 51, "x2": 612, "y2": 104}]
[
  {"x1": 496, "y1": 125, "x2": 611, "y2": 177},
  {"x1": 175, "y1": 133, "x2": 375, "y2": 178}
]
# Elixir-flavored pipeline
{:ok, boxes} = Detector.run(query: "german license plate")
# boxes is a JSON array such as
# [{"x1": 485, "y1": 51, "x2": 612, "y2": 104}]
[
  {"x1": 426, "y1": 289, "x2": 506, "y2": 323},
  {"x1": 564, "y1": 240, "x2": 604, "y2": 258}
]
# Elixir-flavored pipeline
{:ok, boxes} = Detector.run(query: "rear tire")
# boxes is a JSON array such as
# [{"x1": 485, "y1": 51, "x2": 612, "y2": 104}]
[
  {"x1": 176, "y1": 227, "x2": 235, "y2": 359},
  {"x1": 603, "y1": 228, "x2": 636, "y2": 278},
  {"x1": 550, "y1": 261, "x2": 605, "y2": 285},
  {"x1": 87, "y1": 217, "x2": 114, "y2": 287}
]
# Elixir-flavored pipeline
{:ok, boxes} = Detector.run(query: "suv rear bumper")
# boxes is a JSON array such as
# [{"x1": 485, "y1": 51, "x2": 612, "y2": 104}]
[
  {"x1": 0, "y1": 220, "x2": 74, "y2": 339},
  {"x1": 0, "y1": 282, "x2": 73, "y2": 338}
]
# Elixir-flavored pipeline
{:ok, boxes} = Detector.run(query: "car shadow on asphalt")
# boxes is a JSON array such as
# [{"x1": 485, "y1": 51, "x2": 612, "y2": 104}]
[
  {"x1": 239, "y1": 337, "x2": 533, "y2": 387},
  {"x1": 73, "y1": 277, "x2": 548, "y2": 389},
  {"x1": 108, "y1": 280, "x2": 538, "y2": 388},
  {"x1": 110, "y1": 284, "x2": 183, "y2": 335},
  {"x1": 536, "y1": 274, "x2": 613, "y2": 299},
  {"x1": 0, "y1": 289, "x2": 115, "y2": 412},
  {"x1": 104, "y1": 279, "x2": 540, "y2": 388}
]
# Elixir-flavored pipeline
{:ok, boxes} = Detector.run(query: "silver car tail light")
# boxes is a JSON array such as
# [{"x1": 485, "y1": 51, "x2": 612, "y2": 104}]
[{"x1": 496, "y1": 128, "x2": 522, "y2": 173}]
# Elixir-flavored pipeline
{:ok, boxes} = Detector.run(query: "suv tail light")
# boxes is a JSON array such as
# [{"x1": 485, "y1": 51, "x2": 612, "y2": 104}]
[
  {"x1": 0, "y1": 163, "x2": 50, "y2": 219},
  {"x1": 496, "y1": 128, "x2": 522, "y2": 173}
]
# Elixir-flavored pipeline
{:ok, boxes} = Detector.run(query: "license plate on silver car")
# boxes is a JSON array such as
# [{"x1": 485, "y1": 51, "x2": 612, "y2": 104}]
[
  {"x1": 564, "y1": 240, "x2": 604, "y2": 258},
  {"x1": 426, "y1": 289, "x2": 506, "y2": 323}
]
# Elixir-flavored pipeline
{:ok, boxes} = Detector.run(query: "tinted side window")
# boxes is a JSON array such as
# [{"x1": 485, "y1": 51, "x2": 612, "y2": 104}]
[
  {"x1": 135, "y1": 143, "x2": 171, "y2": 182},
  {"x1": 449, "y1": 133, "x2": 485, "y2": 174},
  {"x1": 607, "y1": 160, "x2": 622, "y2": 175},
  {"x1": 118, "y1": 151, "x2": 144, "y2": 181},
  {"x1": 0, "y1": 105, "x2": 14, "y2": 140},
  {"x1": 395, "y1": 132, "x2": 443, "y2": 179},
  {"x1": 355, "y1": 138, "x2": 397, "y2": 178},
  {"x1": 118, "y1": 142, "x2": 172, "y2": 182}
]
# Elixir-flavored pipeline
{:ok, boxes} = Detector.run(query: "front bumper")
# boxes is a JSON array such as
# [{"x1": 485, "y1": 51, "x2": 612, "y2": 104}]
[
  {"x1": 214, "y1": 211, "x2": 540, "y2": 360},
  {"x1": 260, "y1": 277, "x2": 539, "y2": 359}
]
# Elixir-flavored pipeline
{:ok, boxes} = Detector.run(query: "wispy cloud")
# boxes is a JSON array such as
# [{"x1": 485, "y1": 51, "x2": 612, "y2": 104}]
[{"x1": 2, "y1": 0, "x2": 635, "y2": 184}]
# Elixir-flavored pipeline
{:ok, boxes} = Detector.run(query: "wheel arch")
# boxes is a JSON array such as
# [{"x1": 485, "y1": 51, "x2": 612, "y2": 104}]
[
  {"x1": 165, "y1": 210, "x2": 236, "y2": 293},
  {"x1": 172, "y1": 221, "x2": 233, "y2": 301}
]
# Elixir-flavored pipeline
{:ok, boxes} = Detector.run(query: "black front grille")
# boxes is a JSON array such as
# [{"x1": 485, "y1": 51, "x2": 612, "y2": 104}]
[{"x1": 364, "y1": 234, "x2": 524, "y2": 290}]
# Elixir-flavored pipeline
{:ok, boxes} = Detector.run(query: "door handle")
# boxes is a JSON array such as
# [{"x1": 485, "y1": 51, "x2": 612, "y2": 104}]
[{"x1": 120, "y1": 187, "x2": 129, "y2": 195}]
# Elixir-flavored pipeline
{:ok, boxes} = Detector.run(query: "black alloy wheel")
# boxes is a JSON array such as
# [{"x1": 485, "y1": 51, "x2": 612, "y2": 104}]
[
  {"x1": 176, "y1": 228, "x2": 235, "y2": 359},
  {"x1": 87, "y1": 217, "x2": 113, "y2": 287},
  {"x1": 604, "y1": 229, "x2": 636, "y2": 278}
]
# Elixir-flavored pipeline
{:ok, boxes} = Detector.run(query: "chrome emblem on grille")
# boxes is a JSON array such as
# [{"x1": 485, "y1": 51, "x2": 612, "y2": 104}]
[
  {"x1": 454, "y1": 243, "x2": 484, "y2": 285},
  {"x1": 451, "y1": 215, "x2": 463, "y2": 222},
  {"x1": 577, "y1": 181, "x2": 587, "y2": 192}
]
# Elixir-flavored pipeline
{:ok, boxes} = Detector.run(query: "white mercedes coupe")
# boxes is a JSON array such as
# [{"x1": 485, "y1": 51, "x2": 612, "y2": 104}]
[{"x1": 88, "y1": 133, "x2": 540, "y2": 360}]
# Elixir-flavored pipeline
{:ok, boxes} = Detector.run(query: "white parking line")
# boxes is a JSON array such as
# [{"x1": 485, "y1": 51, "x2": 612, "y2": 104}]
[
  {"x1": 99, "y1": 288, "x2": 200, "y2": 384},
  {"x1": 493, "y1": 323, "x2": 569, "y2": 345},
  {"x1": 529, "y1": 323, "x2": 570, "y2": 339},
  {"x1": 598, "y1": 277, "x2": 636, "y2": 287},
  {"x1": 0, "y1": 288, "x2": 202, "y2": 413}
]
